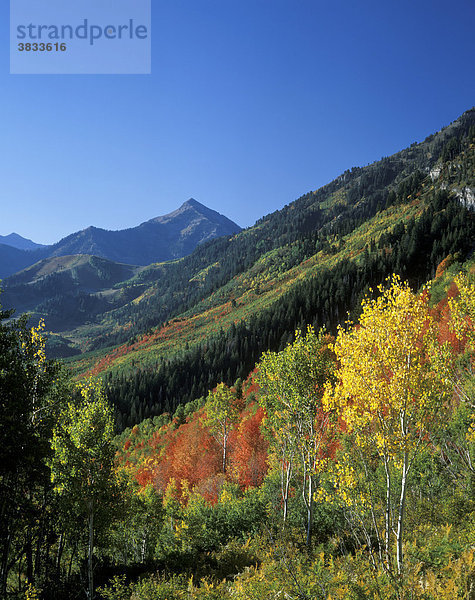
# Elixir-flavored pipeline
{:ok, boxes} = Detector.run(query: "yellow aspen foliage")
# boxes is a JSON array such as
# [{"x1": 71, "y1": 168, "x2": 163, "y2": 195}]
[
  {"x1": 448, "y1": 272, "x2": 475, "y2": 435},
  {"x1": 449, "y1": 272, "x2": 475, "y2": 352},
  {"x1": 323, "y1": 275, "x2": 452, "y2": 575},
  {"x1": 28, "y1": 319, "x2": 46, "y2": 367},
  {"x1": 324, "y1": 276, "x2": 451, "y2": 453},
  {"x1": 24, "y1": 584, "x2": 41, "y2": 600}
]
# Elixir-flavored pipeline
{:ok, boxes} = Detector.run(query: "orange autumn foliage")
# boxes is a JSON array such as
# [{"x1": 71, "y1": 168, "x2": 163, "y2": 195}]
[
  {"x1": 153, "y1": 410, "x2": 221, "y2": 501},
  {"x1": 435, "y1": 255, "x2": 454, "y2": 279},
  {"x1": 229, "y1": 405, "x2": 268, "y2": 489},
  {"x1": 116, "y1": 276, "x2": 471, "y2": 510}
]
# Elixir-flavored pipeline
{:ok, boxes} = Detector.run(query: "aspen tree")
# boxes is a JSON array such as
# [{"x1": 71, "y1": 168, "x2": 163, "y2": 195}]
[
  {"x1": 323, "y1": 276, "x2": 452, "y2": 575},
  {"x1": 51, "y1": 381, "x2": 116, "y2": 600},
  {"x1": 258, "y1": 327, "x2": 334, "y2": 547}
]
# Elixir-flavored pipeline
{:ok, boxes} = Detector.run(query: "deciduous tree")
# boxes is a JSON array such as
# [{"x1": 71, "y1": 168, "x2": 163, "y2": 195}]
[
  {"x1": 51, "y1": 380, "x2": 117, "y2": 600},
  {"x1": 204, "y1": 383, "x2": 240, "y2": 474},
  {"x1": 0, "y1": 312, "x2": 62, "y2": 596},
  {"x1": 257, "y1": 327, "x2": 335, "y2": 546},
  {"x1": 323, "y1": 276, "x2": 452, "y2": 575}
]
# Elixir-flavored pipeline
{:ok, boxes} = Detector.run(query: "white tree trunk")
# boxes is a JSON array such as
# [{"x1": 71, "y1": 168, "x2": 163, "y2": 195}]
[
  {"x1": 397, "y1": 452, "x2": 408, "y2": 575},
  {"x1": 282, "y1": 456, "x2": 292, "y2": 525},
  {"x1": 397, "y1": 409, "x2": 409, "y2": 575},
  {"x1": 306, "y1": 474, "x2": 314, "y2": 548},
  {"x1": 383, "y1": 454, "x2": 392, "y2": 570}
]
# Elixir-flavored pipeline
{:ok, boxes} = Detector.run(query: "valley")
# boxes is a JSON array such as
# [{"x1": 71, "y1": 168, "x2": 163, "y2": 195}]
[{"x1": 1, "y1": 107, "x2": 474, "y2": 600}]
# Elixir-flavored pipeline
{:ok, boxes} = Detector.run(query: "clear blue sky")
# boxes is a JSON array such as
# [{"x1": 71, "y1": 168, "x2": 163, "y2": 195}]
[{"x1": 1, "y1": 0, "x2": 474, "y2": 244}]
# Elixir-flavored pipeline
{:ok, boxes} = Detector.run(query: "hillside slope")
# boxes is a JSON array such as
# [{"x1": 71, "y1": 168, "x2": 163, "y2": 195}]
[{"x1": 59, "y1": 108, "x2": 475, "y2": 428}]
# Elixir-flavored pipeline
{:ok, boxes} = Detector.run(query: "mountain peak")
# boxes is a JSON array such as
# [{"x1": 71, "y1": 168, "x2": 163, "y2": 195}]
[
  {"x1": 0, "y1": 200, "x2": 241, "y2": 278},
  {"x1": 182, "y1": 198, "x2": 202, "y2": 208},
  {"x1": 177, "y1": 198, "x2": 215, "y2": 214},
  {"x1": 0, "y1": 232, "x2": 46, "y2": 251},
  {"x1": 181, "y1": 197, "x2": 216, "y2": 212},
  {"x1": 149, "y1": 199, "x2": 241, "y2": 233}
]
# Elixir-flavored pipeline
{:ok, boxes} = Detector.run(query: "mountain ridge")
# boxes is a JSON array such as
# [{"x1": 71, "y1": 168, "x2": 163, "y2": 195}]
[
  {"x1": 64, "y1": 107, "x2": 474, "y2": 426},
  {"x1": 2, "y1": 109, "x2": 473, "y2": 388},
  {"x1": 0, "y1": 232, "x2": 46, "y2": 251},
  {"x1": 0, "y1": 199, "x2": 241, "y2": 278}
]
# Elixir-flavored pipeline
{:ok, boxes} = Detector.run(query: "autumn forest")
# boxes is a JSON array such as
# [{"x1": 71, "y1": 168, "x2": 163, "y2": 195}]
[{"x1": 1, "y1": 110, "x2": 474, "y2": 600}]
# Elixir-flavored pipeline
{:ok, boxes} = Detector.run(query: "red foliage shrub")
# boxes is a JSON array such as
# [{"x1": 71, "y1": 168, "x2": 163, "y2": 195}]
[
  {"x1": 229, "y1": 405, "x2": 268, "y2": 489},
  {"x1": 153, "y1": 410, "x2": 221, "y2": 499}
]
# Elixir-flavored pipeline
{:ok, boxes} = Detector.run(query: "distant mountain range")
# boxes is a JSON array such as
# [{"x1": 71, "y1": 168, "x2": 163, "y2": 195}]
[
  {"x1": 0, "y1": 199, "x2": 241, "y2": 278},
  {"x1": 0, "y1": 232, "x2": 46, "y2": 251}
]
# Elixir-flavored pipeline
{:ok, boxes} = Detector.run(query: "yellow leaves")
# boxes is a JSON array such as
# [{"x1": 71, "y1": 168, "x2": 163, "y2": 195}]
[
  {"x1": 77, "y1": 378, "x2": 105, "y2": 403},
  {"x1": 19, "y1": 318, "x2": 47, "y2": 373},
  {"x1": 467, "y1": 420, "x2": 475, "y2": 443},
  {"x1": 416, "y1": 548, "x2": 475, "y2": 599},
  {"x1": 320, "y1": 274, "x2": 454, "y2": 571},
  {"x1": 30, "y1": 319, "x2": 46, "y2": 366},
  {"x1": 325, "y1": 276, "x2": 449, "y2": 451},
  {"x1": 24, "y1": 583, "x2": 41, "y2": 600},
  {"x1": 449, "y1": 271, "x2": 475, "y2": 351},
  {"x1": 316, "y1": 460, "x2": 368, "y2": 508},
  {"x1": 174, "y1": 519, "x2": 189, "y2": 535},
  {"x1": 219, "y1": 487, "x2": 233, "y2": 504}
]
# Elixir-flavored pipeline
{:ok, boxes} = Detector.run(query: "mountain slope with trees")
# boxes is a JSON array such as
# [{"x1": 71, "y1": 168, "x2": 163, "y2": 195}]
[
  {"x1": 57, "y1": 108, "x2": 475, "y2": 429},
  {"x1": 1, "y1": 255, "x2": 145, "y2": 351},
  {"x1": 3, "y1": 110, "x2": 473, "y2": 370}
]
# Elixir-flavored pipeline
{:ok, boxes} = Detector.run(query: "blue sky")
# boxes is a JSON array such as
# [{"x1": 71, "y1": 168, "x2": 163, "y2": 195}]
[{"x1": 1, "y1": 0, "x2": 474, "y2": 245}]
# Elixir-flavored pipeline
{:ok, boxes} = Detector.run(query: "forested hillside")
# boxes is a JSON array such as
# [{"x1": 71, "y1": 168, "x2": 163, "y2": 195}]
[
  {"x1": 72, "y1": 108, "x2": 475, "y2": 356},
  {"x1": 2, "y1": 261, "x2": 473, "y2": 599},
  {"x1": 2, "y1": 0, "x2": 473, "y2": 592},
  {"x1": 4, "y1": 110, "x2": 472, "y2": 367},
  {"x1": 58, "y1": 108, "x2": 475, "y2": 429}
]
